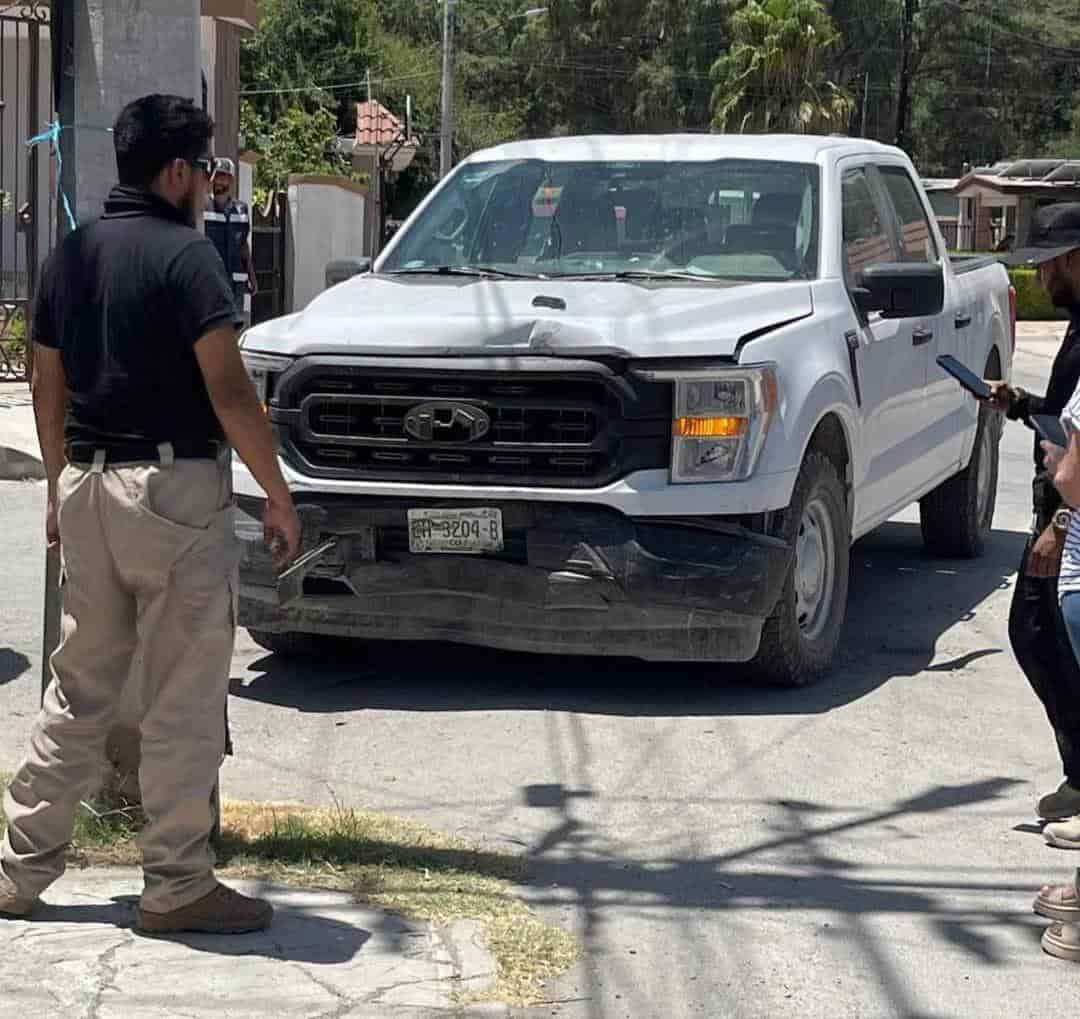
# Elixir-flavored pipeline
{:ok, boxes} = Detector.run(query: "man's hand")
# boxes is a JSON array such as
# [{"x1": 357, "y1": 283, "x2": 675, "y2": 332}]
[
  {"x1": 1026, "y1": 523, "x2": 1066, "y2": 579},
  {"x1": 248, "y1": 271, "x2": 258, "y2": 295},
  {"x1": 263, "y1": 495, "x2": 301, "y2": 572},
  {"x1": 45, "y1": 489, "x2": 60, "y2": 550},
  {"x1": 983, "y1": 380, "x2": 1014, "y2": 414},
  {"x1": 1044, "y1": 439, "x2": 1067, "y2": 477}
]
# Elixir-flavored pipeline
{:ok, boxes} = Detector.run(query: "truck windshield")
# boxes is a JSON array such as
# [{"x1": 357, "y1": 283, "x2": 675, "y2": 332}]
[{"x1": 380, "y1": 158, "x2": 820, "y2": 282}]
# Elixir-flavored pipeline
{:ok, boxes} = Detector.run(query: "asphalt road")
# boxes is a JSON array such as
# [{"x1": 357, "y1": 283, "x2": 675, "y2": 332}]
[{"x1": 0, "y1": 343, "x2": 1075, "y2": 1018}]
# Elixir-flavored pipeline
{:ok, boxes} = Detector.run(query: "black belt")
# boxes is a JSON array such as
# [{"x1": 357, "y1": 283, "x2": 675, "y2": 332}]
[{"x1": 65, "y1": 439, "x2": 221, "y2": 465}]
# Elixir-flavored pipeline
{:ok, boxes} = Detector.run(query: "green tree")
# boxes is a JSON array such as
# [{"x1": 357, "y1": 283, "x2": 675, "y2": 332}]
[
  {"x1": 240, "y1": 103, "x2": 358, "y2": 206},
  {"x1": 241, "y1": 0, "x2": 377, "y2": 130},
  {"x1": 711, "y1": 0, "x2": 851, "y2": 133}
]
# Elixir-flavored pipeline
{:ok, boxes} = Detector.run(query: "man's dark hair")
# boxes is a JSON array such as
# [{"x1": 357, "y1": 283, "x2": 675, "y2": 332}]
[{"x1": 113, "y1": 94, "x2": 214, "y2": 188}]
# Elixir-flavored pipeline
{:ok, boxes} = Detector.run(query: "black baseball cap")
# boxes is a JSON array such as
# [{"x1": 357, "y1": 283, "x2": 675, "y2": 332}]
[{"x1": 1002, "y1": 202, "x2": 1080, "y2": 266}]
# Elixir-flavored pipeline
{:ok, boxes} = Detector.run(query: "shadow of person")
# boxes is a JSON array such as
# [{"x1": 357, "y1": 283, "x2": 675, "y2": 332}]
[
  {"x1": 0, "y1": 647, "x2": 31, "y2": 686},
  {"x1": 26, "y1": 885, "x2": 372, "y2": 966}
]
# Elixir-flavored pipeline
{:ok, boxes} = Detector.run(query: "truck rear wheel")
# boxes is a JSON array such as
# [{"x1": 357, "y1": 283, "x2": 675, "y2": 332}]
[
  {"x1": 919, "y1": 352, "x2": 1001, "y2": 558},
  {"x1": 746, "y1": 451, "x2": 851, "y2": 687}
]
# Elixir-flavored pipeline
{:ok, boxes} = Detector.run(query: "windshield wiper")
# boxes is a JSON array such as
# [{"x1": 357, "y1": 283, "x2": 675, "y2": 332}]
[
  {"x1": 550, "y1": 269, "x2": 727, "y2": 283},
  {"x1": 383, "y1": 265, "x2": 540, "y2": 279}
]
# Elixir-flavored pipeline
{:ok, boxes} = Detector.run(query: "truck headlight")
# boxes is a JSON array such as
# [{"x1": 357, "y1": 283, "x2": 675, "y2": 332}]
[
  {"x1": 651, "y1": 365, "x2": 779, "y2": 483},
  {"x1": 240, "y1": 352, "x2": 292, "y2": 407}
]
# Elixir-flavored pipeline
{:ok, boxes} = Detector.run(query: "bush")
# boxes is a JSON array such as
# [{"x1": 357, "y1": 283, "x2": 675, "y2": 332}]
[{"x1": 1008, "y1": 267, "x2": 1068, "y2": 321}]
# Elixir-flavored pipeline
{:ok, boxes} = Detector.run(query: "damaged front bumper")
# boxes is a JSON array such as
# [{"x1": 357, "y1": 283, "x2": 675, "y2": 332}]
[{"x1": 236, "y1": 497, "x2": 792, "y2": 662}]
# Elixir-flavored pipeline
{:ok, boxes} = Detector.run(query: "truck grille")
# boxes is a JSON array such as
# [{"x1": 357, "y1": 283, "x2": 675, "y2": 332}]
[{"x1": 271, "y1": 360, "x2": 671, "y2": 487}]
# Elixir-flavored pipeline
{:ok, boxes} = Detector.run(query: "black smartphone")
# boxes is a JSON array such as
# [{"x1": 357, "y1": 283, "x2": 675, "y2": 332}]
[
  {"x1": 1033, "y1": 413, "x2": 1069, "y2": 449},
  {"x1": 936, "y1": 354, "x2": 992, "y2": 400}
]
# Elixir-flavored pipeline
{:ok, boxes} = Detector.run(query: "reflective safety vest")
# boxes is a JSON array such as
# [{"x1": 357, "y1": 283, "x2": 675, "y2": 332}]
[{"x1": 203, "y1": 199, "x2": 250, "y2": 283}]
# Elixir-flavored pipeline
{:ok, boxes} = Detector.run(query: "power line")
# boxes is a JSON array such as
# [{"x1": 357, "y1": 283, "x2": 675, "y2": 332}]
[{"x1": 239, "y1": 69, "x2": 440, "y2": 97}]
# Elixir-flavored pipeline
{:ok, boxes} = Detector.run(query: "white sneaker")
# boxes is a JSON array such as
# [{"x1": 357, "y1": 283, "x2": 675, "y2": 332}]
[{"x1": 1045, "y1": 816, "x2": 1080, "y2": 850}]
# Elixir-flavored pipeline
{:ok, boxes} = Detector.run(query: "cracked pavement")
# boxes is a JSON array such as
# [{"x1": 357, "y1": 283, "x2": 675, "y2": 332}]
[{"x1": 0, "y1": 870, "x2": 503, "y2": 1018}]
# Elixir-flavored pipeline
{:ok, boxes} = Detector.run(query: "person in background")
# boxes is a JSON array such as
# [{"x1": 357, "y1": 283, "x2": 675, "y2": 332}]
[
  {"x1": 983, "y1": 204, "x2": 1080, "y2": 829},
  {"x1": 203, "y1": 157, "x2": 256, "y2": 329},
  {"x1": 1030, "y1": 366, "x2": 1080, "y2": 962},
  {"x1": 0, "y1": 94, "x2": 301, "y2": 935}
]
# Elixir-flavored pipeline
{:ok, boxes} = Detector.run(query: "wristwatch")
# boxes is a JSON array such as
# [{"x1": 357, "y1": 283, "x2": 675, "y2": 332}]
[{"x1": 1053, "y1": 508, "x2": 1073, "y2": 533}]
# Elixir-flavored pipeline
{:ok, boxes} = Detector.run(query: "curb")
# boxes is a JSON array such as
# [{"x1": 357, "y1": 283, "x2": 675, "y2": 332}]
[{"x1": 0, "y1": 445, "x2": 45, "y2": 481}]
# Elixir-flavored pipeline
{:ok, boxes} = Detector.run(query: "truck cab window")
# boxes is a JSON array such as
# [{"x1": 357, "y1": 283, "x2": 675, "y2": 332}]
[
  {"x1": 878, "y1": 165, "x2": 939, "y2": 264},
  {"x1": 841, "y1": 167, "x2": 893, "y2": 280}
]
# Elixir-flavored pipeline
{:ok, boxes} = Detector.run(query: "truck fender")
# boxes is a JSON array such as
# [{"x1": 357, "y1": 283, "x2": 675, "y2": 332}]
[{"x1": 763, "y1": 370, "x2": 860, "y2": 513}]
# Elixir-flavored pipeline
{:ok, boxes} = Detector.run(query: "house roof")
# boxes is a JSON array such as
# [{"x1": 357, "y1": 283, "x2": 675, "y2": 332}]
[
  {"x1": 354, "y1": 101, "x2": 418, "y2": 150},
  {"x1": 952, "y1": 171, "x2": 1080, "y2": 196}
]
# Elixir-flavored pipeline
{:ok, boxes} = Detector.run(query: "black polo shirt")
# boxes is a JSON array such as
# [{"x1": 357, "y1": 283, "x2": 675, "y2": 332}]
[
  {"x1": 32, "y1": 186, "x2": 236, "y2": 449},
  {"x1": 1007, "y1": 306, "x2": 1080, "y2": 527}
]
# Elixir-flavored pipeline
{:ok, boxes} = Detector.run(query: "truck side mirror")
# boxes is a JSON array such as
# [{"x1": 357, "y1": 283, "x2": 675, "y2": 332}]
[
  {"x1": 325, "y1": 257, "x2": 372, "y2": 289},
  {"x1": 853, "y1": 263, "x2": 944, "y2": 319}
]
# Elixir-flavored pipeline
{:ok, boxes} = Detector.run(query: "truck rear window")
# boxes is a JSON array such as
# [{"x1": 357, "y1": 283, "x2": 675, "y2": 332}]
[{"x1": 381, "y1": 158, "x2": 820, "y2": 282}]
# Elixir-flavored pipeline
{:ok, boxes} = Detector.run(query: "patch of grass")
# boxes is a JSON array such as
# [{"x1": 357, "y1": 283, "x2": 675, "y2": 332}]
[{"x1": 0, "y1": 786, "x2": 576, "y2": 1006}]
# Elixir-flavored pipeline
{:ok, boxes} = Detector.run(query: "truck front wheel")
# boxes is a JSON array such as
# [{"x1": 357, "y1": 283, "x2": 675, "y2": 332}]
[{"x1": 747, "y1": 452, "x2": 851, "y2": 687}]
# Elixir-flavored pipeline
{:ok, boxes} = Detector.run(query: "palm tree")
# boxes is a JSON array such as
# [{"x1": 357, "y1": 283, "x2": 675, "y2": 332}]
[{"x1": 711, "y1": 0, "x2": 853, "y2": 134}]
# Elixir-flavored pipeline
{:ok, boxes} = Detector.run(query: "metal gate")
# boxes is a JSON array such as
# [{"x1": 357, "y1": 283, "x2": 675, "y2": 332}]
[
  {"x1": 0, "y1": 3, "x2": 52, "y2": 380},
  {"x1": 251, "y1": 190, "x2": 288, "y2": 326}
]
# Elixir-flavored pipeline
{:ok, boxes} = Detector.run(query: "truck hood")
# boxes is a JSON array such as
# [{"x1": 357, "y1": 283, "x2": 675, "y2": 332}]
[{"x1": 242, "y1": 275, "x2": 814, "y2": 360}]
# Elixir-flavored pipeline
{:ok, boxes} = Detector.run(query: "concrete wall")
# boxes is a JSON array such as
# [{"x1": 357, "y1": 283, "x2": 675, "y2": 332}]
[
  {"x1": 199, "y1": 16, "x2": 241, "y2": 167},
  {"x1": 287, "y1": 175, "x2": 367, "y2": 312},
  {"x1": 71, "y1": 0, "x2": 202, "y2": 224}
]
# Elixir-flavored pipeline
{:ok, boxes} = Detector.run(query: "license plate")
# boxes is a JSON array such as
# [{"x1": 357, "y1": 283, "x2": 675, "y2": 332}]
[{"x1": 408, "y1": 508, "x2": 504, "y2": 554}]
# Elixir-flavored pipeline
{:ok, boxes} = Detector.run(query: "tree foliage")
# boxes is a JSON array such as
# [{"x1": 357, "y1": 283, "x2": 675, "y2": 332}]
[
  {"x1": 711, "y1": 0, "x2": 852, "y2": 133},
  {"x1": 238, "y1": 0, "x2": 1080, "y2": 213}
]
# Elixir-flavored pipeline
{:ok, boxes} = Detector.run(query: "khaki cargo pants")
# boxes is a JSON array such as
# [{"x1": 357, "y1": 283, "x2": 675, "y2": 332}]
[{"x1": 1, "y1": 445, "x2": 238, "y2": 913}]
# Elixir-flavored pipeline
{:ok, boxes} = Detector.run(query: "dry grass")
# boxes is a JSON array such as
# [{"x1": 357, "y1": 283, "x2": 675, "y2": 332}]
[{"x1": 0, "y1": 788, "x2": 577, "y2": 1006}]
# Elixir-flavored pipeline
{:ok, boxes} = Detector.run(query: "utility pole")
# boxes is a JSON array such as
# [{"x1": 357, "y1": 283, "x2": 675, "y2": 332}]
[
  {"x1": 861, "y1": 72, "x2": 870, "y2": 137},
  {"x1": 895, "y1": 0, "x2": 918, "y2": 151},
  {"x1": 440, "y1": 0, "x2": 456, "y2": 178}
]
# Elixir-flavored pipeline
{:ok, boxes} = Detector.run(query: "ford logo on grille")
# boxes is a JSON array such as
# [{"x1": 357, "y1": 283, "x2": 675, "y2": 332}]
[{"x1": 403, "y1": 401, "x2": 491, "y2": 442}]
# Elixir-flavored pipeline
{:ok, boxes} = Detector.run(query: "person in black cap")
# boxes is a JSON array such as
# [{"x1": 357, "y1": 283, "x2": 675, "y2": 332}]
[{"x1": 984, "y1": 202, "x2": 1080, "y2": 826}]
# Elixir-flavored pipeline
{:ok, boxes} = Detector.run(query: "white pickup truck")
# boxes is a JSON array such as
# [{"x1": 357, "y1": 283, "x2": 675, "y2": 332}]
[{"x1": 233, "y1": 134, "x2": 1014, "y2": 685}]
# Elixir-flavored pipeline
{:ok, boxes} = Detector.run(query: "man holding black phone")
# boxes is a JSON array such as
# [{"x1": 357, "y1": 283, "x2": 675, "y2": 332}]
[{"x1": 983, "y1": 203, "x2": 1080, "y2": 828}]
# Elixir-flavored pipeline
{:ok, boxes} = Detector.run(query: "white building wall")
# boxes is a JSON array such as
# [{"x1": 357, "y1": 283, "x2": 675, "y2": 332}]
[{"x1": 287, "y1": 176, "x2": 367, "y2": 312}]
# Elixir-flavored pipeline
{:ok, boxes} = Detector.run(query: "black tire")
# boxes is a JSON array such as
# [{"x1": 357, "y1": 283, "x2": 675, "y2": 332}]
[
  {"x1": 746, "y1": 451, "x2": 851, "y2": 687},
  {"x1": 919, "y1": 352, "x2": 1002, "y2": 558}
]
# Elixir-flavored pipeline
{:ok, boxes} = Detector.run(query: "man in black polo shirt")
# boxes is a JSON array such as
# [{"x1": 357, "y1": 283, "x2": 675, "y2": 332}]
[
  {"x1": 986, "y1": 203, "x2": 1080, "y2": 824},
  {"x1": 0, "y1": 95, "x2": 301, "y2": 934}
]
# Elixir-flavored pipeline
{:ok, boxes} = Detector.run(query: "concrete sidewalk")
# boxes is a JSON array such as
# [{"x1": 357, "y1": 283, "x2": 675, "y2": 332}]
[
  {"x1": 0, "y1": 382, "x2": 43, "y2": 481},
  {"x1": 0, "y1": 869, "x2": 505, "y2": 1018}
]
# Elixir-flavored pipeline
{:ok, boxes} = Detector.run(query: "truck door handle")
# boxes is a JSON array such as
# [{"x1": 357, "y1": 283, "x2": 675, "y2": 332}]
[
  {"x1": 913, "y1": 328, "x2": 934, "y2": 346},
  {"x1": 955, "y1": 314, "x2": 972, "y2": 329}
]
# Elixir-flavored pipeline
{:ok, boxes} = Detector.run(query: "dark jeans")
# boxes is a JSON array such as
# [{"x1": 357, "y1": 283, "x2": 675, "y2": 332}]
[{"x1": 1009, "y1": 538, "x2": 1080, "y2": 784}]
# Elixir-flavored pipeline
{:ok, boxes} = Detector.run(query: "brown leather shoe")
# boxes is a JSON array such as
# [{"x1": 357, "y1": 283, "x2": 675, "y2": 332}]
[
  {"x1": 0, "y1": 873, "x2": 36, "y2": 919},
  {"x1": 135, "y1": 882, "x2": 272, "y2": 935},
  {"x1": 0, "y1": 888, "x2": 36, "y2": 919}
]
